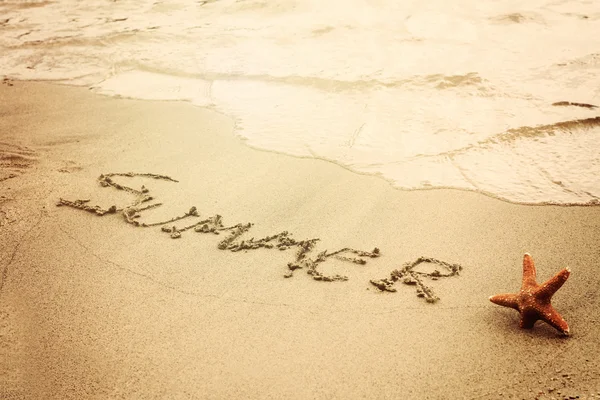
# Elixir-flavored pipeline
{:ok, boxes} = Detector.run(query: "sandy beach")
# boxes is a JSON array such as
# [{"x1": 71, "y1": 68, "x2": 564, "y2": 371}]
[{"x1": 1, "y1": 81, "x2": 599, "y2": 399}]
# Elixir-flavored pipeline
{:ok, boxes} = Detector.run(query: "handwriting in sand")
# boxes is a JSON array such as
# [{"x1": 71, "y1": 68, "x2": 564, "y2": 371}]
[{"x1": 57, "y1": 173, "x2": 463, "y2": 302}]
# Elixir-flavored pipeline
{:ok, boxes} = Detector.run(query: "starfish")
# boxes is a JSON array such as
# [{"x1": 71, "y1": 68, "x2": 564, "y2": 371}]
[{"x1": 489, "y1": 253, "x2": 571, "y2": 335}]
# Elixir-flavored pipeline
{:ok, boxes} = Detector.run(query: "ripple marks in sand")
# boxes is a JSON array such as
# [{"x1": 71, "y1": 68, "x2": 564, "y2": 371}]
[{"x1": 0, "y1": 142, "x2": 37, "y2": 183}]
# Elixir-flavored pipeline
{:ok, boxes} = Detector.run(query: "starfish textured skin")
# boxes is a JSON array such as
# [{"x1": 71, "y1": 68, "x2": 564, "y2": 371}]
[{"x1": 489, "y1": 253, "x2": 571, "y2": 336}]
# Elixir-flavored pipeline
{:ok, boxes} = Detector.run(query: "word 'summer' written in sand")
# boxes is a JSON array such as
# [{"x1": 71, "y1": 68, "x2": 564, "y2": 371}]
[{"x1": 57, "y1": 173, "x2": 463, "y2": 302}]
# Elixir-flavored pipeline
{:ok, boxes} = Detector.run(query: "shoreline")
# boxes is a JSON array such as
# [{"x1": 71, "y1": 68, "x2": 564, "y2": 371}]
[
  {"x1": 1, "y1": 81, "x2": 599, "y2": 399},
  {"x1": 8, "y1": 76, "x2": 599, "y2": 208}
]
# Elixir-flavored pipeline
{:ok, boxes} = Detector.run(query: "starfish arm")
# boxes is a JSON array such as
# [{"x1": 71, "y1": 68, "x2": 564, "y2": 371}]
[
  {"x1": 521, "y1": 253, "x2": 538, "y2": 289},
  {"x1": 536, "y1": 267, "x2": 571, "y2": 300},
  {"x1": 538, "y1": 305, "x2": 570, "y2": 335},
  {"x1": 489, "y1": 293, "x2": 519, "y2": 309}
]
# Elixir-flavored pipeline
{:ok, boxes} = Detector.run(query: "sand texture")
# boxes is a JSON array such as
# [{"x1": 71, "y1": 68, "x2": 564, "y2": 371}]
[{"x1": 1, "y1": 82, "x2": 600, "y2": 399}]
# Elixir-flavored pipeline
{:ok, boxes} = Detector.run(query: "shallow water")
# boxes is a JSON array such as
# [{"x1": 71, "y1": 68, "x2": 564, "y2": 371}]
[{"x1": 1, "y1": 0, "x2": 599, "y2": 204}]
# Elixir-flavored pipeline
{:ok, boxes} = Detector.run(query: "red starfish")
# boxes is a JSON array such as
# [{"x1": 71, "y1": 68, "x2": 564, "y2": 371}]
[{"x1": 489, "y1": 253, "x2": 571, "y2": 335}]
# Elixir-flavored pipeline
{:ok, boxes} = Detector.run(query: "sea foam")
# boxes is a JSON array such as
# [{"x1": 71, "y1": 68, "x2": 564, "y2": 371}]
[{"x1": 1, "y1": 0, "x2": 599, "y2": 204}]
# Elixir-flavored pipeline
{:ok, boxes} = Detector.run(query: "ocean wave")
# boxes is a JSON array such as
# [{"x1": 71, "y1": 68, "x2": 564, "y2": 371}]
[{"x1": 1, "y1": 0, "x2": 599, "y2": 205}]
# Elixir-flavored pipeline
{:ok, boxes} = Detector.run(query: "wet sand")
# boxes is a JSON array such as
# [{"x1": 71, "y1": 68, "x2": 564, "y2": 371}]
[{"x1": 1, "y1": 81, "x2": 599, "y2": 399}]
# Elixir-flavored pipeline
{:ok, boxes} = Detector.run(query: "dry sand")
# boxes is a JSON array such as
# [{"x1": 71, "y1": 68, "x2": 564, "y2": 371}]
[{"x1": 1, "y1": 81, "x2": 599, "y2": 399}]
